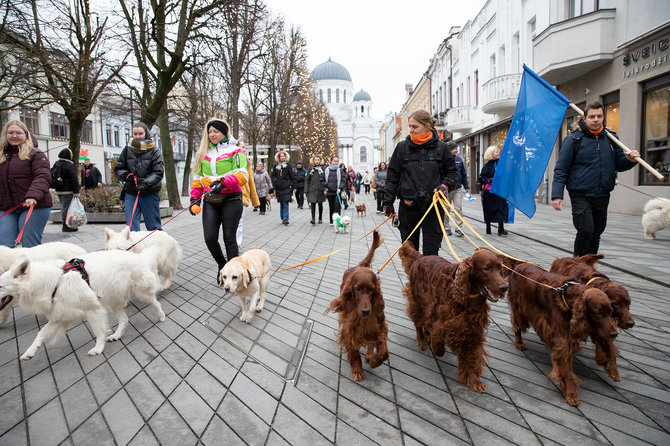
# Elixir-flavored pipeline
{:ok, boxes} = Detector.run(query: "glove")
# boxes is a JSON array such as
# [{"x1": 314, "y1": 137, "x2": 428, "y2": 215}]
[
  {"x1": 209, "y1": 180, "x2": 225, "y2": 194},
  {"x1": 436, "y1": 184, "x2": 449, "y2": 195},
  {"x1": 136, "y1": 182, "x2": 147, "y2": 193},
  {"x1": 383, "y1": 204, "x2": 395, "y2": 217}
]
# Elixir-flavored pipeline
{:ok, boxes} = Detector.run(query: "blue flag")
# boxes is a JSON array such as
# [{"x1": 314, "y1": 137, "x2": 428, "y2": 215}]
[{"x1": 490, "y1": 64, "x2": 570, "y2": 218}]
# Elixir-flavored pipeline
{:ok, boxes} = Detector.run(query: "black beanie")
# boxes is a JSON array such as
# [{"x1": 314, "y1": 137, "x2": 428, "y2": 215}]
[
  {"x1": 207, "y1": 120, "x2": 229, "y2": 137},
  {"x1": 58, "y1": 149, "x2": 71, "y2": 160}
]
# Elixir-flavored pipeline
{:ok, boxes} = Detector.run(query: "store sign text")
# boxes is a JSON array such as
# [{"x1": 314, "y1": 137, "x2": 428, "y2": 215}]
[{"x1": 622, "y1": 38, "x2": 669, "y2": 78}]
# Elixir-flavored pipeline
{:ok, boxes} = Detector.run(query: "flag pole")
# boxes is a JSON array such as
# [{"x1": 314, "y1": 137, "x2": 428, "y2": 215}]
[{"x1": 568, "y1": 103, "x2": 664, "y2": 180}]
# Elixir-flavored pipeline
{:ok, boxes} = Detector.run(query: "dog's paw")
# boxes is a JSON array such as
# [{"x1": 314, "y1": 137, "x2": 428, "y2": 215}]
[
  {"x1": 88, "y1": 347, "x2": 103, "y2": 356},
  {"x1": 240, "y1": 311, "x2": 254, "y2": 323},
  {"x1": 254, "y1": 303, "x2": 264, "y2": 313},
  {"x1": 351, "y1": 370, "x2": 365, "y2": 381},
  {"x1": 20, "y1": 349, "x2": 36, "y2": 360},
  {"x1": 467, "y1": 379, "x2": 486, "y2": 393},
  {"x1": 157, "y1": 312, "x2": 166, "y2": 322},
  {"x1": 107, "y1": 334, "x2": 120, "y2": 342}
]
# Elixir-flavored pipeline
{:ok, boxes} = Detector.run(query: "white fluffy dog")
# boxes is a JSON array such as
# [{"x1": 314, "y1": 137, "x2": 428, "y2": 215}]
[
  {"x1": 0, "y1": 247, "x2": 164, "y2": 360},
  {"x1": 332, "y1": 213, "x2": 351, "y2": 233},
  {"x1": 642, "y1": 197, "x2": 670, "y2": 240},
  {"x1": 219, "y1": 249, "x2": 271, "y2": 323},
  {"x1": 104, "y1": 227, "x2": 182, "y2": 290},
  {"x1": 0, "y1": 242, "x2": 87, "y2": 325}
]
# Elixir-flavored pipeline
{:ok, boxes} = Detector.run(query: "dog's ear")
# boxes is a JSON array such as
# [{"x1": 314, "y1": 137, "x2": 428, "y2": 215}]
[
  {"x1": 243, "y1": 269, "x2": 251, "y2": 288},
  {"x1": 104, "y1": 227, "x2": 114, "y2": 243},
  {"x1": 569, "y1": 292, "x2": 590, "y2": 340},
  {"x1": 121, "y1": 226, "x2": 132, "y2": 240},
  {"x1": 372, "y1": 277, "x2": 385, "y2": 313},
  {"x1": 324, "y1": 296, "x2": 342, "y2": 315},
  {"x1": 579, "y1": 254, "x2": 604, "y2": 266},
  {"x1": 11, "y1": 258, "x2": 30, "y2": 279},
  {"x1": 452, "y1": 258, "x2": 473, "y2": 304}
]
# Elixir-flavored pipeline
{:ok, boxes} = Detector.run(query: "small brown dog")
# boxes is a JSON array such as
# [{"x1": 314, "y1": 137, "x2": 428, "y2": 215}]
[
  {"x1": 355, "y1": 203, "x2": 366, "y2": 217},
  {"x1": 324, "y1": 230, "x2": 387, "y2": 381}
]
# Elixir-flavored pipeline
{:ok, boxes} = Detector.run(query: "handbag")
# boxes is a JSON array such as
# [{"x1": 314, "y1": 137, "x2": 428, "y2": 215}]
[
  {"x1": 371, "y1": 178, "x2": 377, "y2": 189},
  {"x1": 203, "y1": 192, "x2": 226, "y2": 204}
]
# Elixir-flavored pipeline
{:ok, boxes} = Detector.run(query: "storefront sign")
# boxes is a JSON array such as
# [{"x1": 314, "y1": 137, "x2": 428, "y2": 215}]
[{"x1": 623, "y1": 37, "x2": 669, "y2": 78}]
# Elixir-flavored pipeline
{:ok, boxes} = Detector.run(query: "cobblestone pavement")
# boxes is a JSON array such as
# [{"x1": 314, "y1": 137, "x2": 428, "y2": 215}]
[{"x1": 1, "y1": 191, "x2": 668, "y2": 445}]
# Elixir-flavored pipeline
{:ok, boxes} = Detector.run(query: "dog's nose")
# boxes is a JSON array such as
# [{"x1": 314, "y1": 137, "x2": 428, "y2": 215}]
[
  {"x1": 626, "y1": 319, "x2": 635, "y2": 328},
  {"x1": 499, "y1": 284, "x2": 509, "y2": 293},
  {"x1": 362, "y1": 308, "x2": 370, "y2": 316},
  {"x1": 224, "y1": 286, "x2": 230, "y2": 292}
]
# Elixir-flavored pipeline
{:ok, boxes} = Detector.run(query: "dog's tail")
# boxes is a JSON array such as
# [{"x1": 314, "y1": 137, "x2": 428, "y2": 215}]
[
  {"x1": 357, "y1": 230, "x2": 383, "y2": 268},
  {"x1": 644, "y1": 197, "x2": 670, "y2": 214},
  {"x1": 398, "y1": 241, "x2": 421, "y2": 275}
]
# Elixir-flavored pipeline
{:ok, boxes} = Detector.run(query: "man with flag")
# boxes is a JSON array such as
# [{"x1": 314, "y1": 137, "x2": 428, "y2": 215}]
[{"x1": 552, "y1": 102, "x2": 640, "y2": 256}]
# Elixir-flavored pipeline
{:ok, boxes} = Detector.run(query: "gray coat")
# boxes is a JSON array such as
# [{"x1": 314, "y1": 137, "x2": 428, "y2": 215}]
[
  {"x1": 305, "y1": 165, "x2": 327, "y2": 203},
  {"x1": 253, "y1": 168, "x2": 273, "y2": 198}
]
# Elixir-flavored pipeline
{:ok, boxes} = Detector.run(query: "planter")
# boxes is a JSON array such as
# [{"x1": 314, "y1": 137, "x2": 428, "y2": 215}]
[{"x1": 50, "y1": 207, "x2": 173, "y2": 224}]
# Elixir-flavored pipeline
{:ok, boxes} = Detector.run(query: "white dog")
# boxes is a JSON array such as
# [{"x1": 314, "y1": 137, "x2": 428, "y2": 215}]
[
  {"x1": 104, "y1": 227, "x2": 182, "y2": 290},
  {"x1": 332, "y1": 213, "x2": 351, "y2": 233},
  {"x1": 642, "y1": 197, "x2": 670, "y2": 240},
  {"x1": 0, "y1": 242, "x2": 87, "y2": 325},
  {"x1": 0, "y1": 247, "x2": 164, "y2": 360},
  {"x1": 218, "y1": 249, "x2": 271, "y2": 323}
]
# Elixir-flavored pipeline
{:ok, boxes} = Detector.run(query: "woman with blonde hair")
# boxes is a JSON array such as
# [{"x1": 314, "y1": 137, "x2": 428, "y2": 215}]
[
  {"x1": 190, "y1": 118, "x2": 258, "y2": 283},
  {"x1": 0, "y1": 121, "x2": 52, "y2": 247},
  {"x1": 478, "y1": 145, "x2": 508, "y2": 235}
]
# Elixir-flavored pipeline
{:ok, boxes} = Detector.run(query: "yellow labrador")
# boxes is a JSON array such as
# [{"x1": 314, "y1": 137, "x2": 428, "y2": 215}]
[{"x1": 219, "y1": 249, "x2": 272, "y2": 323}]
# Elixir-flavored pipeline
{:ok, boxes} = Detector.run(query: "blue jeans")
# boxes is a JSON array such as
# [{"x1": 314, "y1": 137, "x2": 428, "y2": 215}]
[
  {"x1": 0, "y1": 207, "x2": 51, "y2": 247},
  {"x1": 124, "y1": 192, "x2": 162, "y2": 231},
  {"x1": 280, "y1": 202, "x2": 289, "y2": 221}
]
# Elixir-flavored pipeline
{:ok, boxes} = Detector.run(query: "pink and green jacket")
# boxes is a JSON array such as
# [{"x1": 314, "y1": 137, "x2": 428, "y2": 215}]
[{"x1": 190, "y1": 142, "x2": 248, "y2": 201}]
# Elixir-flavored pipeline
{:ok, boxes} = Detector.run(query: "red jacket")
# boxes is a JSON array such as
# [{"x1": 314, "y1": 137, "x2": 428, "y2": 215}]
[{"x1": 0, "y1": 146, "x2": 53, "y2": 210}]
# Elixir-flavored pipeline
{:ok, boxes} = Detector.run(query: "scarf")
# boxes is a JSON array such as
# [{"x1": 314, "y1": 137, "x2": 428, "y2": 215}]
[
  {"x1": 587, "y1": 124, "x2": 604, "y2": 136},
  {"x1": 129, "y1": 137, "x2": 155, "y2": 154},
  {"x1": 410, "y1": 131, "x2": 433, "y2": 145}
]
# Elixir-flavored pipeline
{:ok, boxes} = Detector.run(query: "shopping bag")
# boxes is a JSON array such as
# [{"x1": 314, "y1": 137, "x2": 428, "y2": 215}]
[{"x1": 66, "y1": 197, "x2": 87, "y2": 228}]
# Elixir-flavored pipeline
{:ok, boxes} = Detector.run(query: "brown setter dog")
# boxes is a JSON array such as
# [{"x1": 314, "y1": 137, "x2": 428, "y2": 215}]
[
  {"x1": 324, "y1": 230, "x2": 388, "y2": 381},
  {"x1": 507, "y1": 262, "x2": 619, "y2": 406},
  {"x1": 399, "y1": 243, "x2": 508, "y2": 392},
  {"x1": 550, "y1": 254, "x2": 634, "y2": 381}
]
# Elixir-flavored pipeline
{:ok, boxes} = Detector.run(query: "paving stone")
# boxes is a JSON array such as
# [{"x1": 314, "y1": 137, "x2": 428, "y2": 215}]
[
  {"x1": 216, "y1": 393, "x2": 269, "y2": 445},
  {"x1": 197, "y1": 349, "x2": 238, "y2": 388},
  {"x1": 240, "y1": 361, "x2": 287, "y2": 400},
  {"x1": 27, "y1": 397, "x2": 68, "y2": 446},
  {"x1": 456, "y1": 398, "x2": 539, "y2": 445},
  {"x1": 142, "y1": 325, "x2": 173, "y2": 352},
  {"x1": 60, "y1": 378, "x2": 99, "y2": 431},
  {"x1": 23, "y1": 368, "x2": 58, "y2": 417},
  {"x1": 281, "y1": 384, "x2": 336, "y2": 440},
  {"x1": 160, "y1": 343, "x2": 196, "y2": 377},
  {"x1": 464, "y1": 420, "x2": 532, "y2": 446},
  {"x1": 394, "y1": 387, "x2": 468, "y2": 441},
  {"x1": 86, "y1": 361, "x2": 122, "y2": 406},
  {"x1": 149, "y1": 402, "x2": 198, "y2": 446},
  {"x1": 398, "y1": 406, "x2": 469, "y2": 445},
  {"x1": 335, "y1": 397, "x2": 403, "y2": 445},
  {"x1": 0, "y1": 421, "x2": 27, "y2": 446},
  {"x1": 200, "y1": 415, "x2": 245, "y2": 446},
  {"x1": 579, "y1": 402, "x2": 670, "y2": 445},
  {"x1": 125, "y1": 371, "x2": 167, "y2": 420},
  {"x1": 107, "y1": 347, "x2": 141, "y2": 385},
  {"x1": 169, "y1": 381, "x2": 214, "y2": 437},
  {"x1": 127, "y1": 424, "x2": 160, "y2": 446},
  {"x1": 0, "y1": 386, "x2": 25, "y2": 437},
  {"x1": 144, "y1": 356, "x2": 181, "y2": 397},
  {"x1": 125, "y1": 335, "x2": 159, "y2": 367},
  {"x1": 229, "y1": 372, "x2": 278, "y2": 424},
  {"x1": 271, "y1": 404, "x2": 332, "y2": 445},
  {"x1": 0, "y1": 358, "x2": 21, "y2": 396},
  {"x1": 184, "y1": 364, "x2": 227, "y2": 410},
  {"x1": 334, "y1": 419, "x2": 380, "y2": 446},
  {"x1": 101, "y1": 389, "x2": 144, "y2": 445},
  {"x1": 520, "y1": 409, "x2": 607, "y2": 445},
  {"x1": 338, "y1": 378, "x2": 398, "y2": 427}
]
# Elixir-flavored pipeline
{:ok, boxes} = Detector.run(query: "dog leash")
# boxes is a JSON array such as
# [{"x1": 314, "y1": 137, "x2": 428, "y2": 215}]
[
  {"x1": 125, "y1": 205, "x2": 193, "y2": 251},
  {"x1": 615, "y1": 181, "x2": 658, "y2": 200}
]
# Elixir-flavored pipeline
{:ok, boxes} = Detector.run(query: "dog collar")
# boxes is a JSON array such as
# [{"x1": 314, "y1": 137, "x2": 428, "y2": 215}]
[
  {"x1": 553, "y1": 281, "x2": 580, "y2": 310},
  {"x1": 52, "y1": 258, "x2": 91, "y2": 301}
]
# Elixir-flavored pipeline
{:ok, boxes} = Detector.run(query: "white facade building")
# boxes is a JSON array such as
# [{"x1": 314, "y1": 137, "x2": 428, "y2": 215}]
[{"x1": 310, "y1": 58, "x2": 381, "y2": 173}]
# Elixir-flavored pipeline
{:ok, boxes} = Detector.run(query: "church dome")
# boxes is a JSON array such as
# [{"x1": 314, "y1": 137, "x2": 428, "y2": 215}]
[
  {"x1": 353, "y1": 89, "x2": 371, "y2": 102},
  {"x1": 311, "y1": 58, "x2": 352, "y2": 81}
]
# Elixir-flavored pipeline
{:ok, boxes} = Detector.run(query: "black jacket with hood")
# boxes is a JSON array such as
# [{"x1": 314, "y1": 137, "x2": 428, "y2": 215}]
[{"x1": 114, "y1": 135, "x2": 164, "y2": 196}]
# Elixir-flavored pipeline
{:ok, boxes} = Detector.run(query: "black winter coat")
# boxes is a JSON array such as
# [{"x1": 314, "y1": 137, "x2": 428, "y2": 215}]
[
  {"x1": 114, "y1": 144, "x2": 164, "y2": 196},
  {"x1": 293, "y1": 167, "x2": 306, "y2": 188},
  {"x1": 479, "y1": 160, "x2": 508, "y2": 223},
  {"x1": 81, "y1": 165, "x2": 102, "y2": 189},
  {"x1": 53, "y1": 159, "x2": 80, "y2": 194},
  {"x1": 271, "y1": 163, "x2": 295, "y2": 202}
]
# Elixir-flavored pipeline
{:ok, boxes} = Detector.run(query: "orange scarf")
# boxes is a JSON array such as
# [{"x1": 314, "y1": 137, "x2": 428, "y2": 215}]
[
  {"x1": 587, "y1": 124, "x2": 604, "y2": 136},
  {"x1": 410, "y1": 131, "x2": 432, "y2": 145}
]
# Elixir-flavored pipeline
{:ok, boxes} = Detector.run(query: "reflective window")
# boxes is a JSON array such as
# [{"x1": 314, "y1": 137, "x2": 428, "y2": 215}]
[{"x1": 641, "y1": 76, "x2": 670, "y2": 184}]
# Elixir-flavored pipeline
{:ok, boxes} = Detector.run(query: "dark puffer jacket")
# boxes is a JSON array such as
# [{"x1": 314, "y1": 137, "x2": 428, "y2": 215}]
[
  {"x1": 114, "y1": 142, "x2": 164, "y2": 195},
  {"x1": 552, "y1": 120, "x2": 636, "y2": 200},
  {"x1": 293, "y1": 166, "x2": 306, "y2": 189},
  {"x1": 271, "y1": 163, "x2": 295, "y2": 202},
  {"x1": 53, "y1": 159, "x2": 80, "y2": 194},
  {"x1": 0, "y1": 146, "x2": 53, "y2": 209},
  {"x1": 384, "y1": 132, "x2": 458, "y2": 207}
]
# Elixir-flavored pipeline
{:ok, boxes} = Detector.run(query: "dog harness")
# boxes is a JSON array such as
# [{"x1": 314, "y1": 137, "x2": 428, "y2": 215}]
[
  {"x1": 553, "y1": 281, "x2": 580, "y2": 310},
  {"x1": 335, "y1": 216, "x2": 344, "y2": 228},
  {"x1": 51, "y1": 258, "x2": 91, "y2": 300}
]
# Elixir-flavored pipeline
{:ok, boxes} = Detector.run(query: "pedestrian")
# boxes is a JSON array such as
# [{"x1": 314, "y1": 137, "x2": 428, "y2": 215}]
[
  {"x1": 114, "y1": 122, "x2": 164, "y2": 231},
  {"x1": 294, "y1": 160, "x2": 307, "y2": 209},
  {"x1": 363, "y1": 170, "x2": 371, "y2": 194},
  {"x1": 552, "y1": 102, "x2": 640, "y2": 256},
  {"x1": 189, "y1": 118, "x2": 251, "y2": 282},
  {"x1": 325, "y1": 156, "x2": 347, "y2": 225},
  {"x1": 339, "y1": 163, "x2": 350, "y2": 207},
  {"x1": 234, "y1": 140, "x2": 259, "y2": 250},
  {"x1": 383, "y1": 110, "x2": 458, "y2": 255},
  {"x1": 0, "y1": 120, "x2": 52, "y2": 247},
  {"x1": 52, "y1": 148, "x2": 81, "y2": 232},
  {"x1": 443, "y1": 142, "x2": 469, "y2": 237},
  {"x1": 81, "y1": 157, "x2": 102, "y2": 189},
  {"x1": 374, "y1": 162, "x2": 388, "y2": 214},
  {"x1": 355, "y1": 171, "x2": 362, "y2": 194},
  {"x1": 347, "y1": 164, "x2": 357, "y2": 195},
  {"x1": 271, "y1": 150, "x2": 295, "y2": 225},
  {"x1": 253, "y1": 162, "x2": 272, "y2": 215},
  {"x1": 479, "y1": 145, "x2": 509, "y2": 236},
  {"x1": 304, "y1": 154, "x2": 327, "y2": 225}
]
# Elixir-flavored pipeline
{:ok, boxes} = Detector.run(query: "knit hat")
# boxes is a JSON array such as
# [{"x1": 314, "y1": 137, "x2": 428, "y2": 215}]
[
  {"x1": 446, "y1": 141, "x2": 458, "y2": 151},
  {"x1": 207, "y1": 120, "x2": 229, "y2": 137},
  {"x1": 58, "y1": 149, "x2": 72, "y2": 160}
]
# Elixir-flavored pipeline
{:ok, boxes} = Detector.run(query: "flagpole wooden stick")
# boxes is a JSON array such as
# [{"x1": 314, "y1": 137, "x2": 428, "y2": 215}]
[{"x1": 568, "y1": 103, "x2": 664, "y2": 180}]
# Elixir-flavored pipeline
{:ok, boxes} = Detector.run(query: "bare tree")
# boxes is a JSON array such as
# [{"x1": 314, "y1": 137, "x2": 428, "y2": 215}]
[{"x1": 2, "y1": 0, "x2": 127, "y2": 164}]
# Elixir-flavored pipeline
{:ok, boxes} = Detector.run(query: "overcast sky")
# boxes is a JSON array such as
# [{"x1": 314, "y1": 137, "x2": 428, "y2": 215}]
[{"x1": 264, "y1": 0, "x2": 487, "y2": 121}]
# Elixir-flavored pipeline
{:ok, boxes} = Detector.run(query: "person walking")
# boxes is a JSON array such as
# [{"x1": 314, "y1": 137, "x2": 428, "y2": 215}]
[
  {"x1": 355, "y1": 171, "x2": 362, "y2": 194},
  {"x1": 114, "y1": 122, "x2": 164, "y2": 231},
  {"x1": 552, "y1": 102, "x2": 639, "y2": 256},
  {"x1": 190, "y1": 118, "x2": 251, "y2": 282},
  {"x1": 383, "y1": 110, "x2": 458, "y2": 255},
  {"x1": 325, "y1": 156, "x2": 347, "y2": 225},
  {"x1": 234, "y1": 140, "x2": 259, "y2": 250},
  {"x1": 271, "y1": 150, "x2": 295, "y2": 225},
  {"x1": 0, "y1": 121, "x2": 52, "y2": 247},
  {"x1": 363, "y1": 170, "x2": 371, "y2": 194},
  {"x1": 443, "y1": 142, "x2": 469, "y2": 237},
  {"x1": 293, "y1": 160, "x2": 307, "y2": 209},
  {"x1": 253, "y1": 162, "x2": 272, "y2": 215},
  {"x1": 374, "y1": 162, "x2": 388, "y2": 214},
  {"x1": 304, "y1": 154, "x2": 327, "y2": 225},
  {"x1": 479, "y1": 145, "x2": 508, "y2": 236},
  {"x1": 81, "y1": 158, "x2": 102, "y2": 189},
  {"x1": 52, "y1": 148, "x2": 81, "y2": 232},
  {"x1": 339, "y1": 163, "x2": 350, "y2": 208}
]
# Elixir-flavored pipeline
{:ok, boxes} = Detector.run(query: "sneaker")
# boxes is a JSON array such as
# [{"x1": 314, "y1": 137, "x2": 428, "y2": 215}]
[
  {"x1": 318, "y1": 219, "x2": 323, "y2": 224},
  {"x1": 283, "y1": 220, "x2": 289, "y2": 225},
  {"x1": 454, "y1": 229, "x2": 463, "y2": 237},
  {"x1": 62, "y1": 226, "x2": 78, "y2": 232},
  {"x1": 310, "y1": 220, "x2": 315, "y2": 225},
  {"x1": 498, "y1": 229, "x2": 508, "y2": 236},
  {"x1": 259, "y1": 211, "x2": 265, "y2": 215},
  {"x1": 445, "y1": 229, "x2": 452, "y2": 236},
  {"x1": 253, "y1": 208, "x2": 258, "y2": 212}
]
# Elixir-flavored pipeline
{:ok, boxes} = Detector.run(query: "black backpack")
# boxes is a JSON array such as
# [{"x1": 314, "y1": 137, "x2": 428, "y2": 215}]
[{"x1": 51, "y1": 161, "x2": 65, "y2": 190}]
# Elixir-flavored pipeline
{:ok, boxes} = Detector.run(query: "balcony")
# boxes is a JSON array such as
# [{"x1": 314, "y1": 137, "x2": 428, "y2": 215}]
[
  {"x1": 446, "y1": 106, "x2": 473, "y2": 132},
  {"x1": 533, "y1": 9, "x2": 616, "y2": 84},
  {"x1": 481, "y1": 74, "x2": 522, "y2": 115}
]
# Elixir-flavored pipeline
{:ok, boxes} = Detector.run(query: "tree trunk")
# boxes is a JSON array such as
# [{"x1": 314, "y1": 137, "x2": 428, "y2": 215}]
[
  {"x1": 182, "y1": 127, "x2": 196, "y2": 196},
  {"x1": 157, "y1": 106, "x2": 182, "y2": 209}
]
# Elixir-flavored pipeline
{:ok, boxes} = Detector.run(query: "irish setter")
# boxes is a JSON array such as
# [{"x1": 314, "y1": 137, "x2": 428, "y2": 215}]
[
  {"x1": 551, "y1": 254, "x2": 634, "y2": 381},
  {"x1": 507, "y1": 262, "x2": 619, "y2": 406},
  {"x1": 324, "y1": 230, "x2": 388, "y2": 381},
  {"x1": 399, "y1": 243, "x2": 508, "y2": 392}
]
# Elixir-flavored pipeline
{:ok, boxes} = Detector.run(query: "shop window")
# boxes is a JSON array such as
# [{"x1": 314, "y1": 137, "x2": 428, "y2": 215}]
[
  {"x1": 641, "y1": 75, "x2": 670, "y2": 184},
  {"x1": 560, "y1": 102, "x2": 586, "y2": 148},
  {"x1": 50, "y1": 112, "x2": 69, "y2": 138},
  {"x1": 81, "y1": 119, "x2": 93, "y2": 143},
  {"x1": 490, "y1": 128, "x2": 508, "y2": 150},
  {"x1": 20, "y1": 107, "x2": 39, "y2": 135},
  {"x1": 603, "y1": 91, "x2": 620, "y2": 134},
  {"x1": 360, "y1": 146, "x2": 367, "y2": 163}
]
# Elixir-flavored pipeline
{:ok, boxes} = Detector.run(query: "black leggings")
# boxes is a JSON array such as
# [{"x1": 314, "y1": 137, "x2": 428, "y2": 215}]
[
  {"x1": 327, "y1": 195, "x2": 341, "y2": 223},
  {"x1": 259, "y1": 196, "x2": 268, "y2": 213},
  {"x1": 310, "y1": 202, "x2": 323, "y2": 221},
  {"x1": 202, "y1": 197, "x2": 243, "y2": 266}
]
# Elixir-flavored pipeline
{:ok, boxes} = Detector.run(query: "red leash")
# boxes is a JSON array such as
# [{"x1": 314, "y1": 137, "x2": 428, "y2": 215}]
[
  {"x1": 0, "y1": 202, "x2": 26, "y2": 219},
  {"x1": 0, "y1": 202, "x2": 34, "y2": 247},
  {"x1": 127, "y1": 175, "x2": 140, "y2": 229},
  {"x1": 125, "y1": 205, "x2": 192, "y2": 251}
]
